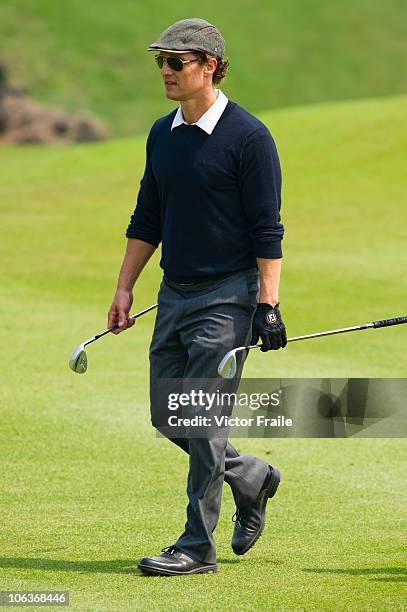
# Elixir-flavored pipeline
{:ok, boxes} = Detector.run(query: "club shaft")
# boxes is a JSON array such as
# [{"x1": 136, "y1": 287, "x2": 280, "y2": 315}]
[
  {"x1": 243, "y1": 316, "x2": 407, "y2": 353},
  {"x1": 84, "y1": 303, "x2": 158, "y2": 347},
  {"x1": 287, "y1": 323, "x2": 373, "y2": 343}
]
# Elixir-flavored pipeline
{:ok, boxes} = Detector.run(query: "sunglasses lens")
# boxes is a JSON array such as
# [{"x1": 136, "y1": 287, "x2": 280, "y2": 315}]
[
  {"x1": 167, "y1": 57, "x2": 183, "y2": 71},
  {"x1": 155, "y1": 55, "x2": 164, "y2": 69}
]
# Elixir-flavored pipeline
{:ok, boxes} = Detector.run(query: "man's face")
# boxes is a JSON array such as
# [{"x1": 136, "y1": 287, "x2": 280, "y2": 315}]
[{"x1": 158, "y1": 51, "x2": 216, "y2": 101}]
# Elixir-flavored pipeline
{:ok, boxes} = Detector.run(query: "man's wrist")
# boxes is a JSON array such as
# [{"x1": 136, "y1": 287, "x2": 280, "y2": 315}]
[
  {"x1": 258, "y1": 295, "x2": 279, "y2": 307},
  {"x1": 116, "y1": 284, "x2": 134, "y2": 293}
]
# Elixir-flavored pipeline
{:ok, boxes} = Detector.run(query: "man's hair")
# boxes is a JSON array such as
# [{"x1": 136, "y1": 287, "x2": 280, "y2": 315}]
[{"x1": 195, "y1": 51, "x2": 229, "y2": 85}]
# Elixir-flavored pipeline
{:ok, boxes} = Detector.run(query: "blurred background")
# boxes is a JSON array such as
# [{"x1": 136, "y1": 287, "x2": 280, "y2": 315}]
[
  {"x1": 1, "y1": 0, "x2": 407, "y2": 136},
  {"x1": 1, "y1": 2, "x2": 406, "y2": 610}
]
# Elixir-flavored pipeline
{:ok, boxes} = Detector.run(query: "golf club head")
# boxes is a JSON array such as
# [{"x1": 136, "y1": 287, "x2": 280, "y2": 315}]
[
  {"x1": 69, "y1": 344, "x2": 88, "y2": 374},
  {"x1": 217, "y1": 349, "x2": 238, "y2": 379}
]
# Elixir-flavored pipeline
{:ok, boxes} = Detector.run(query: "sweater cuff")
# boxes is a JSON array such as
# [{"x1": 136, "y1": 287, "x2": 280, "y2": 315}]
[
  {"x1": 125, "y1": 229, "x2": 161, "y2": 248},
  {"x1": 254, "y1": 240, "x2": 283, "y2": 259}
]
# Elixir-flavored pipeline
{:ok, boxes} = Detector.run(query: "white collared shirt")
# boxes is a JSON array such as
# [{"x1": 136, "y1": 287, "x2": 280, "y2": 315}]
[{"x1": 171, "y1": 89, "x2": 229, "y2": 135}]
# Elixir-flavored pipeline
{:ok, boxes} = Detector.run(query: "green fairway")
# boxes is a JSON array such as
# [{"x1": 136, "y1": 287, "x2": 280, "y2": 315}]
[
  {"x1": 0, "y1": 94, "x2": 406, "y2": 610},
  {"x1": 1, "y1": 0, "x2": 407, "y2": 135}
]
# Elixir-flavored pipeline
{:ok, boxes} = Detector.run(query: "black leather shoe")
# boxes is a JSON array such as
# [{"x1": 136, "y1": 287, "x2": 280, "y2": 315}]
[
  {"x1": 231, "y1": 465, "x2": 280, "y2": 556},
  {"x1": 138, "y1": 545, "x2": 218, "y2": 576}
]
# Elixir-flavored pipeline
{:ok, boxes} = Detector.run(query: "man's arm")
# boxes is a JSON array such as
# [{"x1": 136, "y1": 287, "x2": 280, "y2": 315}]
[
  {"x1": 238, "y1": 129, "x2": 284, "y2": 260},
  {"x1": 251, "y1": 257, "x2": 286, "y2": 351},
  {"x1": 238, "y1": 127, "x2": 286, "y2": 350},
  {"x1": 108, "y1": 238, "x2": 156, "y2": 334},
  {"x1": 109, "y1": 121, "x2": 162, "y2": 334},
  {"x1": 257, "y1": 257, "x2": 281, "y2": 307}
]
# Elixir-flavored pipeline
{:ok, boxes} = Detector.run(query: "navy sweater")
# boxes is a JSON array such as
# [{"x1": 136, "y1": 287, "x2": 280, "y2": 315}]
[{"x1": 126, "y1": 100, "x2": 284, "y2": 282}]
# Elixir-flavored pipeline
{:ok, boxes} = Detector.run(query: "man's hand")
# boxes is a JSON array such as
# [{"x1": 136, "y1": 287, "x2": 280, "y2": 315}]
[
  {"x1": 108, "y1": 289, "x2": 135, "y2": 335},
  {"x1": 251, "y1": 303, "x2": 287, "y2": 351}
]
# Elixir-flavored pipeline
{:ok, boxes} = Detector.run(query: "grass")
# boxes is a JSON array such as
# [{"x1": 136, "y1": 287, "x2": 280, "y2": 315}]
[
  {"x1": 0, "y1": 94, "x2": 406, "y2": 610},
  {"x1": 1, "y1": 0, "x2": 407, "y2": 135}
]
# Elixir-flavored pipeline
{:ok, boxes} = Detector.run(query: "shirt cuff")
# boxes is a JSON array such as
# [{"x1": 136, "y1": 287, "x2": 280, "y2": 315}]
[
  {"x1": 125, "y1": 229, "x2": 161, "y2": 248},
  {"x1": 254, "y1": 240, "x2": 283, "y2": 259}
]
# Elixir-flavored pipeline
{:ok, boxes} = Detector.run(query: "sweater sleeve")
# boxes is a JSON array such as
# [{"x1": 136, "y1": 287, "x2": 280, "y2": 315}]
[
  {"x1": 238, "y1": 127, "x2": 284, "y2": 258},
  {"x1": 125, "y1": 124, "x2": 162, "y2": 247}
]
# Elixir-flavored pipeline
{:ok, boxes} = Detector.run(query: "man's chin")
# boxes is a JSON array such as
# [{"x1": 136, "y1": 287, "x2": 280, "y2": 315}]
[{"x1": 165, "y1": 91, "x2": 181, "y2": 101}]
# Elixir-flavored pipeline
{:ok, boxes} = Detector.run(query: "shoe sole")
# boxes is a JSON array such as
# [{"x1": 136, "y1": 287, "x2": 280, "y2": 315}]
[
  {"x1": 138, "y1": 564, "x2": 218, "y2": 576},
  {"x1": 233, "y1": 467, "x2": 281, "y2": 556}
]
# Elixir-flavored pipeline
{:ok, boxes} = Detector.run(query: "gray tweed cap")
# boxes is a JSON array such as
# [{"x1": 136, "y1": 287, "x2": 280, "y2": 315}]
[{"x1": 147, "y1": 18, "x2": 225, "y2": 58}]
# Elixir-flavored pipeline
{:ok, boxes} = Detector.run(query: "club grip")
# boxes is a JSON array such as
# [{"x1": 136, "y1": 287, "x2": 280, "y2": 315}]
[{"x1": 373, "y1": 316, "x2": 407, "y2": 328}]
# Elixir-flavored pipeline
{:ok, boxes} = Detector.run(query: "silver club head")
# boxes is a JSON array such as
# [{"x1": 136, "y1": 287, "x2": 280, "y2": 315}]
[
  {"x1": 217, "y1": 349, "x2": 238, "y2": 379},
  {"x1": 69, "y1": 344, "x2": 88, "y2": 374}
]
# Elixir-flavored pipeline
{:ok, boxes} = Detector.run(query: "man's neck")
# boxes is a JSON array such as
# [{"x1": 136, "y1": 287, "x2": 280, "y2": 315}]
[{"x1": 180, "y1": 88, "x2": 218, "y2": 125}]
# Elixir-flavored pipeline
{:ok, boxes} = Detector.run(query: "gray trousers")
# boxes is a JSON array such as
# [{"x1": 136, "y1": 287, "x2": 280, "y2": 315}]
[{"x1": 149, "y1": 268, "x2": 270, "y2": 564}]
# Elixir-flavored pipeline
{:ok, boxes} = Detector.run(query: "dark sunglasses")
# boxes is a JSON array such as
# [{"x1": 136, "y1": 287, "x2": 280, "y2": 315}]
[{"x1": 154, "y1": 54, "x2": 200, "y2": 72}]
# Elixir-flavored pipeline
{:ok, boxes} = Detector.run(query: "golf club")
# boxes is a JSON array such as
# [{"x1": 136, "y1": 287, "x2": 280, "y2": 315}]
[
  {"x1": 218, "y1": 315, "x2": 407, "y2": 379},
  {"x1": 69, "y1": 303, "x2": 158, "y2": 374}
]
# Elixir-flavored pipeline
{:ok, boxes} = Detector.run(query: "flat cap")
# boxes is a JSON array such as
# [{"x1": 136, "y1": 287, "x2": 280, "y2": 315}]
[{"x1": 148, "y1": 18, "x2": 225, "y2": 58}]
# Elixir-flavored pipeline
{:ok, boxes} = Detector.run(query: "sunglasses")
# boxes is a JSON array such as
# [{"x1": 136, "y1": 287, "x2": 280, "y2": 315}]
[{"x1": 154, "y1": 54, "x2": 200, "y2": 72}]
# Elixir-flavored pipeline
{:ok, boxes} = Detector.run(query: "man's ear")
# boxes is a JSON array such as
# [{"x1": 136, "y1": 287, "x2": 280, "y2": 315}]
[{"x1": 203, "y1": 57, "x2": 217, "y2": 77}]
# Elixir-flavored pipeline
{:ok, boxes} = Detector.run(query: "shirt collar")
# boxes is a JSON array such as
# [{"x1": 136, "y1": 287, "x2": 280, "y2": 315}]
[{"x1": 171, "y1": 89, "x2": 229, "y2": 135}]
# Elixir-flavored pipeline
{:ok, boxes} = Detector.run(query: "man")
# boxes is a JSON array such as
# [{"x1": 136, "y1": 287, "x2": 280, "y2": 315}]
[{"x1": 108, "y1": 18, "x2": 287, "y2": 576}]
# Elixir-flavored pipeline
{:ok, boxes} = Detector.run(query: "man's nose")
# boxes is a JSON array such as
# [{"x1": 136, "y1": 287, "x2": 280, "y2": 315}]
[{"x1": 161, "y1": 59, "x2": 174, "y2": 76}]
